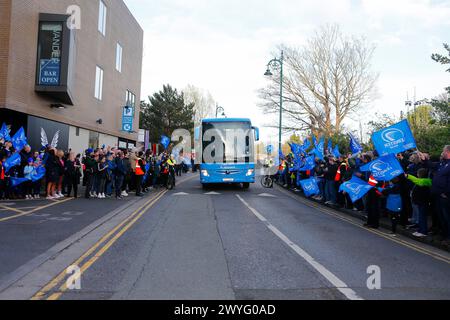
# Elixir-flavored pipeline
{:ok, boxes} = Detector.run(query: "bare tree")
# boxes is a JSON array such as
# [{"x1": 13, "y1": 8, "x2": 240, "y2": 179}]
[
  {"x1": 260, "y1": 25, "x2": 378, "y2": 137},
  {"x1": 183, "y1": 84, "x2": 216, "y2": 125}
]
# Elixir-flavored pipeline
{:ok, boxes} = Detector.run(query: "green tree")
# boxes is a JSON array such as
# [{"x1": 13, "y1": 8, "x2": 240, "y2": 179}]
[
  {"x1": 431, "y1": 43, "x2": 450, "y2": 94},
  {"x1": 140, "y1": 84, "x2": 195, "y2": 144}
]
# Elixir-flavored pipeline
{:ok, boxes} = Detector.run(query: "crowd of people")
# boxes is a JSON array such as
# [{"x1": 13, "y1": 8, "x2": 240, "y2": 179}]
[
  {"x1": 0, "y1": 140, "x2": 192, "y2": 201},
  {"x1": 277, "y1": 145, "x2": 450, "y2": 243}
]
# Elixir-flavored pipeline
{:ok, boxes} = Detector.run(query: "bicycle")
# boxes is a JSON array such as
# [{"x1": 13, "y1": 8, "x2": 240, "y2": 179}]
[{"x1": 261, "y1": 174, "x2": 274, "y2": 188}]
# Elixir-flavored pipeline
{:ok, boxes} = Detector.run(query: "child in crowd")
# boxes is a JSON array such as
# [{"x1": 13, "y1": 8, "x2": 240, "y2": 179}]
[
  {"x1": 96, "y1": 156, "x2": 108, "y2": 198},
  {"x1": 383, "y1": 177, "x2": 403, "y2": 236},
  {"x1": 23, "y1": 158, "x2": 35, "y2": 199},
  {"x1": 406, "y1": 169, "x2": 432, "y2": 237}
]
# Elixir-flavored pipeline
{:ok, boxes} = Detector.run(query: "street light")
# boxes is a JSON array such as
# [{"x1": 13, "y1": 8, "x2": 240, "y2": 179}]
[
  {"x1": 264, "y1": 50, "x2": 284, "y2": 157},
  {"x1": 216, "y1": 105, "x2": 226, "y2": 118}
]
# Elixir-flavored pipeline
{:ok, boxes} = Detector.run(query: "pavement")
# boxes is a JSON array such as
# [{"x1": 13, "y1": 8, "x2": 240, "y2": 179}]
[{"x1": 0, "y1": 172, "x2": 449, "y2": 300}]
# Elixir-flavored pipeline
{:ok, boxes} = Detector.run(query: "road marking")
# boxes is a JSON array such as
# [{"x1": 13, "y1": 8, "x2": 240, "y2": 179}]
[
  {"x1": 204, "y1": 192, "x2": 221, "y2": 195},
  {"x1": 30, "y1": 190, "x2": 166, "y2": 300},
  {"x1": 32, "y1": 174, "x2": 197, "y2": 300},
  {"x1": 258, "y1": 193, "x2": 276, "y2": 198},
  {"x1": 236, "y1": 194, "x2": 363, "y2": 301},
  {"x1": 45, "y1": 190, "x2": 167, "y2": 300},
  {"x1": 0, "y1": 198, "x2": 74, "y2": 223},
  {"x1": 0, "y1": 205, "x2": 26, "y2": 214},
  {"x1": 275, "y1": 186, "x2": 450, "y2": 264},
  {"x1": 173, "y1": 192, "x2": 189, "y2": 196}
]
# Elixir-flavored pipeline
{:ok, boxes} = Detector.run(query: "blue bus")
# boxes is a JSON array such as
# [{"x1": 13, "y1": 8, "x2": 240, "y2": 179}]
[{"x1": 195, "y1": 118, "x2": 259, "y2": 189}]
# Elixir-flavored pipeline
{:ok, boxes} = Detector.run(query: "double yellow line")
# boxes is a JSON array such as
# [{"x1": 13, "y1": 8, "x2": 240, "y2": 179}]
[
  {"x1": 32, "y1": 189, "x2": 167, "y2": 300},
  {"x1": 276, "y1": 187, "x2": 450, "y2": 264}
]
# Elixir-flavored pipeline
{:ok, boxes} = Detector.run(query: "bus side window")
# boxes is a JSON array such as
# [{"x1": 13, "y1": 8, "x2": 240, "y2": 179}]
[{"x1": 194, "y1": 127, "x2": 200, "y2": 141}]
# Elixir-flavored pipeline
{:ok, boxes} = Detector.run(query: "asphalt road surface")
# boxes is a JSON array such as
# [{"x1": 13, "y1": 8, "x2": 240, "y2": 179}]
[{"x1": 0, "y1": 173, "x2": 449, "y2": 300}]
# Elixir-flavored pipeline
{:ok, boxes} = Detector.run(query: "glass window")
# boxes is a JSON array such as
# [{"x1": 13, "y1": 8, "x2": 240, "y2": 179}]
[
  {"x1": 202, "y1": 122, "x2": 253, "y2": 163},
  {"x1": 37, "y1": 22, "x2": 63, "y2": 86},
  {"x1": 126, "y1": 90, "x2": 136, "y2": 108},
  {"x1": 98, "y1": 1, "x2": 107, "y2": 36},
  {"x1": 116, "y1": 43, "x2": 122, "y2": 72},
  {"x1": 95, "y1": 66, "x2": 103, "y2": 100}
]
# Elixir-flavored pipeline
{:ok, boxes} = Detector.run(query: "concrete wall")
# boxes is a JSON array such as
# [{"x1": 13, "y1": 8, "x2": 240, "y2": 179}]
[
  {"x1": 99, "y1": 133, "x2": 118, "y2": 149},
  {"x1": 3, "y1": 0, "x2": 143, "y2": 141},
  {"x1": 68, "y1": 126, "x2": 89, "y2": 155}
]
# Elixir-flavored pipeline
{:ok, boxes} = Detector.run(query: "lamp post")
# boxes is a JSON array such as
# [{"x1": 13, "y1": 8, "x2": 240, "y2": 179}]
[
  {"x1": 264, "y1": 50, "x2": 284, "y2": 156},
  {"x1": 215, "y1": 104, "x2": 225, "y2": 118}
]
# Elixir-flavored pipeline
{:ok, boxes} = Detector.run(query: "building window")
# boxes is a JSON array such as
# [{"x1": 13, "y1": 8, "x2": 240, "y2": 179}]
[
  {"x1": 126, "y1": 90, "x2": 136, "y2": 108},
  {"x1": 98, "y1": 0, "x2": 107, "y2": 36},
  {"x1": 89, "y1": 131, "x2": 100, "y2": 149},
  {"x1": 76, "y1": 127, "x2": 80, "y2": 136},
  {"x1": 95, "y1": 66, "x2": 104, "y2": 100},
  {"x1": 116, "y1": 43, "x2": 122, "y2": 72}
]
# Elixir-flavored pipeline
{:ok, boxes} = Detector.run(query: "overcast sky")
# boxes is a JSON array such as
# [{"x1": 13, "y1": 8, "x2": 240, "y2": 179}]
[{"x1": 124, "y1": 0, "x2": 450, "y2": 141}]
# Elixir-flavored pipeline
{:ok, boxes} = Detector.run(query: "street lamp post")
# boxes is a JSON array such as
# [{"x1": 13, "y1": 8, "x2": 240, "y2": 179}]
[
  {"x1": 264, "y1": 50, "x2": 284, "y2": 156},
  {"x1": 216, "y1": 104, "x2": 225, "y2": 118}
]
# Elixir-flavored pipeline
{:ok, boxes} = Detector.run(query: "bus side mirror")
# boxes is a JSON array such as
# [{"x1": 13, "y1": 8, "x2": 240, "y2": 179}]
[{"x1": 252, "y1": 127, "x2": 260, "y2": 141}]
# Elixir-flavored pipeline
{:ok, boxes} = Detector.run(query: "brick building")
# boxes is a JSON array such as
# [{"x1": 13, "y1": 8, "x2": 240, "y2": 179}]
[{"x1": 0, "y1": 0, "x2": 143, "y2": 153}]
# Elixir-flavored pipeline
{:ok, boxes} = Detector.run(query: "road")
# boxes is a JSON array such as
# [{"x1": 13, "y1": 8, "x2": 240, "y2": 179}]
[{"x1": 0, "y1": 173, "x2": 449, "y2": 300}]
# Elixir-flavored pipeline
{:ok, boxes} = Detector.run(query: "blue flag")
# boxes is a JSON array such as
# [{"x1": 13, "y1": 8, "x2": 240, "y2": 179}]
[
  {"x1": 11, "y1": 127, "x2": 27, "y2": 152},
  {"x1": 302, "y1": 138, "x2": 311, "y2": 151},
  {"x1": 10, "y1": 177, "x2": 29, "y2": 187},
  {"x1": 0, "y1": 123, "x2": 11, "y2": 141},
  {"x1": 339, "y1": 176, "x2": 374, "y2": 203},
  {"x1": 30, "y1": 166, "x2": 46, "y2": 182},
  {"x1": 349, "y1": 133, "x2": 363, "y2": 155},
  {"x1": 371, "y1": 119, "x2": 417, "y2": 156},
  {"x1": 3, "y1": 153, "x2": 21, "y2": 173},
  {"x1": 327, "y1": 139, "x2": 333, "y2": 154},
  {"x1": 299, "y1": 177, "x2": 320, "y2": 197},
  {"x1": 288, "y1": 143, "x2": 300, "y2": 156},
  {"x1": 332, "y1": 145, "x2": 341, "y2": 158},
  {"x1": 309, "y1": 136, "x2": 324, "y2": 160},
  {"x1": 298, "y1": 155, "x2": 316, "y2": 172},
  {"x1": 360, "y1": 154, "x2": 404, "y2": 181},
  {"x1": 160, "y1": 135, "x2": 170, "y2": 149}
]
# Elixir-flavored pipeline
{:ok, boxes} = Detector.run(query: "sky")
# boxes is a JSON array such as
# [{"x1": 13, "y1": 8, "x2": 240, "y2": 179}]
[{"x1": 124, "y1": 0, "x2": 450, "y2": 142}]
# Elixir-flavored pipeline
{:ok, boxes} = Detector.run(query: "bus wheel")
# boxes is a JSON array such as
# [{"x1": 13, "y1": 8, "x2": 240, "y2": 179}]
[
  {"x1": 242, "y1": 183, "x2": 250, "y2": 189},
  {"x1": 202, "y1": 183, "x2": 208, "y2": 190}
]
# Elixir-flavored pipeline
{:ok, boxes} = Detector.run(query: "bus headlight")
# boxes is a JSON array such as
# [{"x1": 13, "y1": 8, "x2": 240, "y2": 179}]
[
  {"x1": 246, "y1": 169, "x2": 254, "y2": 176},
  {"x1": 201, "y1": 170, "x2": 209, "y2": 177}
]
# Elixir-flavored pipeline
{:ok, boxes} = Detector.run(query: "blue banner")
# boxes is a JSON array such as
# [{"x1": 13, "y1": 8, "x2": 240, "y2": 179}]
[
  {"x1": 30, "y1": 166, "x2": 46, "y2": 182},
  {"x1": 302, "y1": 138, "x2": 311, "y2": 151},
  {"x1": 299, "y1": 177, "x2": 320, "y2": 197},
  {"x1": 11, "y1": 127, "x2": 27, "y2": 152},
  {"x1": 349, "y1": 133, "x2": 363, "y2": 155},
  {"x1": 327, "y1": 139, "x2": 333, "y2": 155},
  {"x1": 298, "y1": 155, "x2": 316, "y2": 172},
  {"x1": 0, "y1": 123, "x2": 11, "y2": 141},
  {"x1": 360, "y1": 154, "x2": 404, "y2": 181},
  {"x1": 371, "y1": 119, "x2": 417, "y2": 156},
  {"x1": 332, "y1": 145, "x2": 341, "y2": 158},
  {"x1": 160, "y1": 135, "x2": 170, "y2": 149},
  {"x1": 10, "y1": 177, "x2": 29, "y2": 187},
  {"x1": 3, "y1": 153, "x2": 21, "y2": 173},
  {"x1": 339, "y1": 176, "x2": 374, "y2": 203}
]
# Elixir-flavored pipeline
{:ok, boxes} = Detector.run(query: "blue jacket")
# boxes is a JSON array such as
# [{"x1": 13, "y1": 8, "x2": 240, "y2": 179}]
[{"x1": 426, "y1": 159, "x2": 450, "y2": 196}]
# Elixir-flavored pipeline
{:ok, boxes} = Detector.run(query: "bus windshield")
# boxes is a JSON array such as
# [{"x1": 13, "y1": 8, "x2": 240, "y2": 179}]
[{"x1": 202, "y1": 121, "x2": 254, "y2": 164}]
